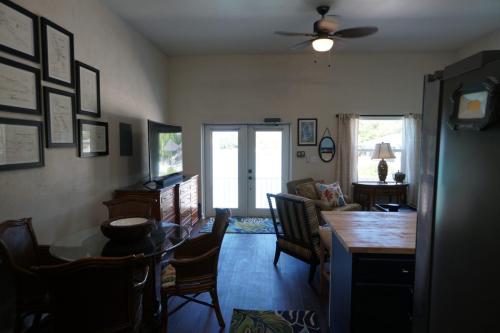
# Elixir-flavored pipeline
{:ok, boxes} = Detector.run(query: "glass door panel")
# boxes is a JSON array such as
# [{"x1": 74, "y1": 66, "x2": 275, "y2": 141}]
[{"x1": 212, "y1": 131, "x2": 239, "y2": 208}]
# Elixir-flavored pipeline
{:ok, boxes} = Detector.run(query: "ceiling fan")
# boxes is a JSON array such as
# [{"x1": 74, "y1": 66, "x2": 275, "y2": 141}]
[{"x1": 275, "y1": 5, "x2": 378, "y2": 52}]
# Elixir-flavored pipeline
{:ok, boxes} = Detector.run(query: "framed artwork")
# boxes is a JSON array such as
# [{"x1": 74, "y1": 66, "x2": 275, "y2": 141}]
[
  {"x1": 0, "y1": 56, "x2": 41, "y2": 114},
  {"x1": 0, "y1": 117, "x2": 44, "y2": 171},
  {"x1": 43, "y1": 87, "x2": 76, "y2": 148},
  {"x1": 0, "y1": 0, "x2": 39, "y2": 62},
  {"x1": 297, "y1": 118, "x2": 317, "y2": 146},
  {"x1": 78, "y1": 119, "x2": 108, "y2": 157},
  {"x1": 41, "y1": 17, "x2": 74, "y2": 87},
  {"x1": 75, "y1": 61, "x2": 101, "y2": 117}
]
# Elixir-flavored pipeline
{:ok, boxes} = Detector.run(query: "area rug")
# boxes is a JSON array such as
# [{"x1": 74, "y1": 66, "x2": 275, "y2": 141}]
[
  {"x1": 229, "y1": 309, "x2": 320, "y2": 333},
  {"x1": 200, "y1": 217, "x2": 277, "y2": 234}
]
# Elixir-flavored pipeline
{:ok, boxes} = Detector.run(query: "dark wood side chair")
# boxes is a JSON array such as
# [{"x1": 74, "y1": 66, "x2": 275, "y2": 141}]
[
  {"x1": 35, "y1": 255, "x2": 149, "y2": 333},
  {"x1": 103, "y1": 196, "x2": 157, "y2": 219},
  {"x1": 160, "y1": 208, "x2": 231, "y2": 332},
  {"x1": 0, "y1": 218, "x2": 64, "y2": 333},
  {"x1": 267, "y1": 193, "x2": 323, "y2": 283}
]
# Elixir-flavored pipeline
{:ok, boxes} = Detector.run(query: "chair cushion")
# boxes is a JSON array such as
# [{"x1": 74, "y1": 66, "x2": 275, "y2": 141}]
[
  {"x1": 312, "y1": 199, "x2": 334, "y2": 211},
  {"x1": 316, "y1": 183, "x2": 346, "y2": 207},
  {"x1": 295, "y1": 182, "x2": 319, "y2": 200},
  {"x1": 319, "y1": 226, "x2": 332, "y2": 253},
  {"x1": 277, "y1": 238, "x2": 322, "y2": 261},
  {"x1": 161, "y1": 264, "x2": 176, "y2": 288},
  {"x1": 332, "y1": 203, "x2": 362, "y2": 211}
]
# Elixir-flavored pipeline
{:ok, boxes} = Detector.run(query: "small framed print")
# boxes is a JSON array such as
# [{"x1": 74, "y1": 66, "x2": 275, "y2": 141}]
[
  {"x1": 297, "y1": 118, "x2": 317, "y2": 146},
  {"x1": 43, "y1": 87, "x2": 76, "y2": 148},
  {"x1": 0, "y1": 117, "x2": 44, "y2": 171},
  {"x1": 41, "y1": 17, "x2": 74, "y2": 87},
  {"x1": 75, "y1": 61, "x2": 101, "y2": 117},
  {"x1": 78, "y1": 119, "x2": 108, "y2": 157},
  {"x1": 0, "y1": 0, "x2": 40, "y2": 62},
  {"x1": 0, "y1": 56, "x2": 41, "y2": 114}
]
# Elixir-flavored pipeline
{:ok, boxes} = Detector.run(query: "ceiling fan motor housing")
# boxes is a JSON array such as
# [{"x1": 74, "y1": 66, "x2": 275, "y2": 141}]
[{"x1": 314, "y1": 19, "x2": 338, "y2": 34}]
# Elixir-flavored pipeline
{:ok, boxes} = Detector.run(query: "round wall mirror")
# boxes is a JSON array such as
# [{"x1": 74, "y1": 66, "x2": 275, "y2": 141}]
[{"x1": 318, "y1": 136, "x2": 336, "y2": 162}]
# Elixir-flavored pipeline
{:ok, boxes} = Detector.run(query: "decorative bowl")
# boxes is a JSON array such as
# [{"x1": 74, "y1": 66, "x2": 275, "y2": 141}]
[
  {"x1": 393, "y1": 170, "x2": 406, "y2": 183},
  {"x1": 100, "y1": 217, "x2": 154, "y2": 242}
]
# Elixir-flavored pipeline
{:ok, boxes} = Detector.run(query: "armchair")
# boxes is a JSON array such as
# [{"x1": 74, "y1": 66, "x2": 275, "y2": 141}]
[
  {"x1": 287, "y1": 178, "x2": 362, "y2": 222},
  {"x1": 160, "y1": 208, "x2": 231, "y2": 332}
]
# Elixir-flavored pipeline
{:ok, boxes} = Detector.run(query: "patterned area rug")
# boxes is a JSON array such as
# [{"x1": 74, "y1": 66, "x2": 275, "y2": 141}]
[
  {"x1": 229, "y1": 309, "x2": 320, "y2": 333},
  {"x1": 200, "y1": 217, "x2": 277, "y2": 234}
]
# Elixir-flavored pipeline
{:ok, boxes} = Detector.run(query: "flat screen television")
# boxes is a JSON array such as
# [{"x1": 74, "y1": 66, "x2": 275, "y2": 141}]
[{"x1": 147, "y1": 120, "x2": 183, "y2": 184}]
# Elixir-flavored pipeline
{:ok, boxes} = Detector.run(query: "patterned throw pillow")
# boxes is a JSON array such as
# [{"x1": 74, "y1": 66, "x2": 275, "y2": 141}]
[
  {"x1": 315, "y1": 182, "x2": 346, "y2": 207},
  {"x1": 295, "y1": 182, "x2": 319, "y2": 200}
]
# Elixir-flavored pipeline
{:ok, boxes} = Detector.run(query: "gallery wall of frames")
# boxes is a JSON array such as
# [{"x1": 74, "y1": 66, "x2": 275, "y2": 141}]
[{"x1": 0, "y1": 0, "x2": 108, "y2": 171}]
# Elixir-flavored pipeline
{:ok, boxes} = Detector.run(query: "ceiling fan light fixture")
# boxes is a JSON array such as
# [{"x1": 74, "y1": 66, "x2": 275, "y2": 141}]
[{"x1": 312, "y1": 38, "x2": 334, "y2": 52}]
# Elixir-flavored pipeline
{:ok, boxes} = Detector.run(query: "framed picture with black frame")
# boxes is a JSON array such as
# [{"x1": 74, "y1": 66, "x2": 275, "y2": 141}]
[
  {"x1": 78, "y1": 119, "x2": 108, "y2": 157},
  {"x1": 0, "y1": 56, "x2": 41, "y2": 114},
  {"x1": 41, "y1": 17, "x2": 74, "y2": 87},
  {"x1": 75, "y1": 61, "x2": 101, "y2": 117},
  {"x1": 297, "y1": 118, "x2": 317, "y2": 146},
  {"x1": 43, "y1": 87, "x2": 76, "y2": 148},
  {"x1": 0, "y1": 0, "x2": 40, "y2": 62},
  {"x1": 0, "y1": 117, "x2": 44, "y2": 171}
]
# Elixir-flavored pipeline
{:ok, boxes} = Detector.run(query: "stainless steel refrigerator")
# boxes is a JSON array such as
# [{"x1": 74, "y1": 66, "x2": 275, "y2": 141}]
[{"x1": 413, "y1": 51, "x2": 500, "y2": 333}]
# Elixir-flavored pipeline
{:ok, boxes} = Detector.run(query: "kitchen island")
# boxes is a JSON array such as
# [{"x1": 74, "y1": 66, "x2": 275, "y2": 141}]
[{"x1": 321, "y1": 211, "x2": 417, "y2": 333}]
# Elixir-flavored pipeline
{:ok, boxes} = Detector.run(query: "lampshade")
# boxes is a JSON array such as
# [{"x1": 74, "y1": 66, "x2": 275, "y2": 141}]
[
  {"x1": 312, "y1": 38, "x2": 334, "y2": 52},
  {"x1": 371, "y1": 142, "x2": 395, "y2": 160}
]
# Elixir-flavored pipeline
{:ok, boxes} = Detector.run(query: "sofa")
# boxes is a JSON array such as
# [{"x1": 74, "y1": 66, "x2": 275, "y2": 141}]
[{"x1": 287, "y1": 178, "x2": 362, "y2": 221}]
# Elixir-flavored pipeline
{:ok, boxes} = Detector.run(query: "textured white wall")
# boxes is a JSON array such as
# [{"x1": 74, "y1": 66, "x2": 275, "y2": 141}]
[
  {"x1": 0, "y1": 0, "x2": 169, "y2": 242},
  {"x1": 456, "y1": 29, "x2": 500, "y2": 60},
  {"x1": 167, "y1": 52, "x2": 453, "y2": 190}
]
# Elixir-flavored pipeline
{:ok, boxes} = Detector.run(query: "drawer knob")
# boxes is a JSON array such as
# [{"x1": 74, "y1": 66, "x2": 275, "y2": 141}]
[{"x1": 402, "y1": 269, "x2": 409, "y2": 274}]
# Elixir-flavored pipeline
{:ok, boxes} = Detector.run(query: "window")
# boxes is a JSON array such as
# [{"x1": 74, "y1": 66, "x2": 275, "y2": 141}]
[{"x1": 357, "y1": 117, "x2": 404, "y2": 182}]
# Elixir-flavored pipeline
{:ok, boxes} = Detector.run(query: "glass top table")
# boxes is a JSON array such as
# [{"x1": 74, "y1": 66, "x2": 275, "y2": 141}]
[{"x1": 50, "y1": 221, "x2": 190, "y2": 261}]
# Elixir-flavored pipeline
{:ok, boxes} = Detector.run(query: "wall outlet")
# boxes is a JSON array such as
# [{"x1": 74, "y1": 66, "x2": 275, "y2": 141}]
[{"x1": 296, "y1": 151, "x2": 305, "y2": 158}]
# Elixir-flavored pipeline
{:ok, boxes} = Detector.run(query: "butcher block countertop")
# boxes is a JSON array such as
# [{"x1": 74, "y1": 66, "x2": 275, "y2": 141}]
[{"x1": 321, "y1": 211, "x2": 417, "y2": 255}]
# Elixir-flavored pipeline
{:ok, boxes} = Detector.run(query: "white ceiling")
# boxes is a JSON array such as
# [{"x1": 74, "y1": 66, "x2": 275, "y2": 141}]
[{"x1": 101, "y1": 0, "x2": 500, "y2": 55}]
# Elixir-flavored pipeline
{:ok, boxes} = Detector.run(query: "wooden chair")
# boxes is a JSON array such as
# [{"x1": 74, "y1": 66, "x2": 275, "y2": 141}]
[
  {"x1": 35, "y1": 255, "x2": 149, "y2": 333},
  {"x1": 267, "y1": 193, "x2": 322, "y2": 283},
  {"x1": 160, "y1": 208, "x2": 231, "y2": 332},
  {"x1": 0, "y1": 218, "x2": 64, "y2": 332},
  {"x1": 103, "y1": 197, "x2": 157, "y2": 219}
]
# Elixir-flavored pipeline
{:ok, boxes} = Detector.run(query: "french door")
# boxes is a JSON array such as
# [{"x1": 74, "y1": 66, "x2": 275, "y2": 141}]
[{"x1": 204, "y1": 124, "x2": 290, "y2": 217}]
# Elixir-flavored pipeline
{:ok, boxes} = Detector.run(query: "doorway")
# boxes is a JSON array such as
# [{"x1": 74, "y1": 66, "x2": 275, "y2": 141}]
[{"x1": 204, "y1": 124, "x2": 290, "y2": 217}]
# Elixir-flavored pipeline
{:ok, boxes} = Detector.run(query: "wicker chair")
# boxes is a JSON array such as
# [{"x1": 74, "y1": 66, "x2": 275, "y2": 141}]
[
  {"x1": 267, "y1": 193, "x2": 324, "y2": 283},
  {"x1": 36, "y1": 255, "x2": 149, "y2": 333},
  {"x1": 0, "y1": 218, "x2": 64, "y2": 332},
  {"x1": 160, "y1": 208, "x2": 231, "y2": 332}
]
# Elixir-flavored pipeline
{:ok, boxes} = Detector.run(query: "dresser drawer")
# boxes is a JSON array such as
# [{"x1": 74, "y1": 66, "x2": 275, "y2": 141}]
[{"x1": 353, "y1": 254, "x2": 415, "y2": 285}]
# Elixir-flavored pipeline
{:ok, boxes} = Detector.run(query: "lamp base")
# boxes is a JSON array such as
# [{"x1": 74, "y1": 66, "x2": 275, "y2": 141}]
[{"x1": 378, "y1": 159, "x2": 388, "y2": 182}]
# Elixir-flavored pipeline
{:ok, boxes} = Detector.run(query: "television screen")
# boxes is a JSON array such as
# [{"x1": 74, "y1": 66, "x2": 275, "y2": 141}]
[{"x1": 148, "y1": 120, "x2": 183, "y2": 180}]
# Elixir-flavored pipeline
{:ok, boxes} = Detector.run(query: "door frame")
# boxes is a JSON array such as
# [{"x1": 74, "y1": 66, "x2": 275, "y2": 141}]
[{"x1": 203, "y1": 123, "x2": 291, "y2": 217}]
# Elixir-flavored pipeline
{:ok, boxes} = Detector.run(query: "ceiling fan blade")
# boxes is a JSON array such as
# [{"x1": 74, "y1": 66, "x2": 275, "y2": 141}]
[
  {"x1": 275, "y1": 31, "x2": 316, "y2": 37},
  {"x1": 290, "y1": 39, "x2": 313, "y2": 50},
  {"x1": 333, "y1": 26, "x2": 378, "y2": 38}
]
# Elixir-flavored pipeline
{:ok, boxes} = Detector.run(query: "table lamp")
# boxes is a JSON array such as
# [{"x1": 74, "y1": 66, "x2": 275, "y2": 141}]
[{"x1": 371, "y1": 142, "x2": 395, "y2": 183}]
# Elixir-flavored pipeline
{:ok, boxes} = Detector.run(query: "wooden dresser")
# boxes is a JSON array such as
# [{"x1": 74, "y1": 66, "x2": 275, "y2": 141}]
[{"x1": 115, "y1": 175, "x2": 199, "y2": 229}]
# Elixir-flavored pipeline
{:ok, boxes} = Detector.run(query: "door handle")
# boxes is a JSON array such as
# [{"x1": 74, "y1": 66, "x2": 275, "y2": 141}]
[
  {"x1": 248, "y1": 169, "x2": 252, "y2": 173},
  {"x1": 248, "y1": 176, "x2": 253, "y2": 180}
]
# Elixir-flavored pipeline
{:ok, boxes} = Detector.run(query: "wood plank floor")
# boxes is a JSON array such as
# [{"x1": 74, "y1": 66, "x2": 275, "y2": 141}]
[{"x1": 166, "y1": 234, "x2": 329, "y2": 333}]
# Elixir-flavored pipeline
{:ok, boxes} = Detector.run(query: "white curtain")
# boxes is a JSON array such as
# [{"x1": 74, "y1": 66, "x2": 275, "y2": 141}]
[
  {"x1": 334, "y1": 114, "x2": 359, "y2": 198},
  {"x1": 402, "y1": 114, "x2": 422, "y2": 207}
]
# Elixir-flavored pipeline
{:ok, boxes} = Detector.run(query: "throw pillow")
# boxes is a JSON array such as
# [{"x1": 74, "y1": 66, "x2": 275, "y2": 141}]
[
  {"x1": 316, "y1": 182, "x2": 346, "y2": 207},
  {"x1": 295, "y1": 182, "x2": 319, "y2": 200}
]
